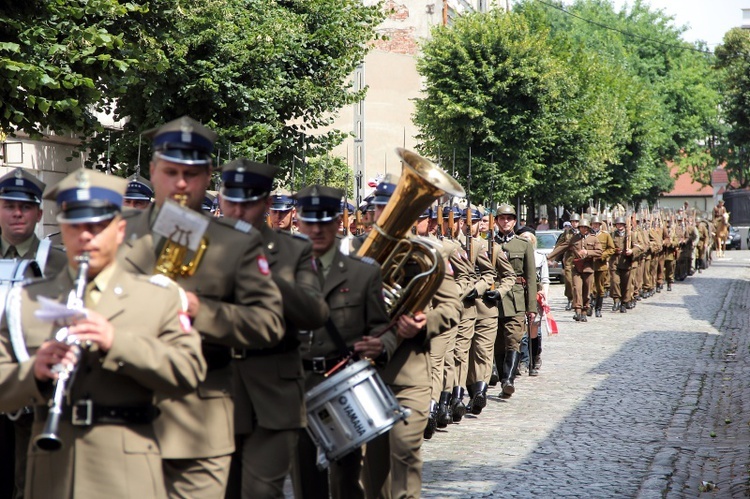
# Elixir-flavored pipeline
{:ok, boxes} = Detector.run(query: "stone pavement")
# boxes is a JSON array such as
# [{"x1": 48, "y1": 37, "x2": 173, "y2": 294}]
[{"x1": 421, "y1": 251, "x2": 750, "y2": 498}]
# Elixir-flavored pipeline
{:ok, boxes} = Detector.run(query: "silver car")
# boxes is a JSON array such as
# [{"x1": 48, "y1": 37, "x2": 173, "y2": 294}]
[{"x1": 536, "y1": 230, "x2": 564, "y2": 282}]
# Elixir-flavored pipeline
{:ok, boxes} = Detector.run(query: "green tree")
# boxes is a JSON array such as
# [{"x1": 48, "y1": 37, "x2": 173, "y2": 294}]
[
  {"x1": 98, "y1": 0, "x2": 383, "y2": 177},
  {"x1": 0, "y1": 1, "x2": 145, "y2": 140},
  {"x1": 714, "y1": 28, "x2": 750, "y2": 188},
  {"x1": 414, "y1": 10, "x2": 580, "y2": 208}
]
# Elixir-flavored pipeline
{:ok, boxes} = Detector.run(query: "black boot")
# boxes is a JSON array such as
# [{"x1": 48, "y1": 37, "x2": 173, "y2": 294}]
[
  {"x1": 620, "y1": 303, "x2": 627, "y2": 313},
  {"x1": 436, "y1": 391, "x2": 452, "y2": 428},
  {"x1": 573, "y1": 310, "x2": 581, "y2": 321},
  {"x1": 450, "y1": 386, "x2": 467, "y2": 422},
  {"x1": 501, "y1": 351, "x2": 520, "y2": 398},
  {"x1": 565, "y1": 300, "x2": 572, "y2": 311},
  {"x1": 468, "y1": 381, "x2": 488, "y2": 415},
  {"x1": 489, "y1": 362, "x2": 499, "y2": 386},
  {"x1": 586, "y1": 303, "x2": 594, "y2": 317},
  {"x1": 595, "y1": 297, "x2": 603, "y2": 318},
  {"x1": 424, "y1": 400, "x2": 438, "y2": 440},
  {"x1": 667, "y1": 282, "x2": 672, "y2": 291},
  {"x1": 612, "y1": 300, "x2": 619, "y2": 312},
  {"x1": 529, "y1": 337, "x2": 542, "y2": 376}
]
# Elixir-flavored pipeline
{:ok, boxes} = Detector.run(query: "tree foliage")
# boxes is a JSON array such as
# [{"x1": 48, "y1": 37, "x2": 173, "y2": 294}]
[
  {"x1": 414, "y1": 0, "x2": 722, "y2": 213},
  {"x1": 714, "y1": 28, "x2": 750, "y2": 188},
  {"x1": 0, "y1": 0, "x2": 145, "y2": 139},
  {"x1": 1, "y1": 0, "x2": 383, "y2": 179},
  {"x1": 96, "y1": 0, "x2": 383, "y2": 177}
]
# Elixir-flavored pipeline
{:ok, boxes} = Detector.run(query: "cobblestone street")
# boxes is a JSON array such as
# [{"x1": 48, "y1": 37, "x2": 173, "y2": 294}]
[{"x1": 422, "y1": 251, "x2": 750, "y2": 498}]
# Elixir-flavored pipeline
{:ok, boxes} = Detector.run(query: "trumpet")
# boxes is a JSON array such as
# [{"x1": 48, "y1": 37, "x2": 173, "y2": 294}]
[
  {"x1": 155, "y1": 194, "x2": 209, "y2": 279},
  {"x1": 34, "y1": 251, "x2": 90, "y2": 452}
]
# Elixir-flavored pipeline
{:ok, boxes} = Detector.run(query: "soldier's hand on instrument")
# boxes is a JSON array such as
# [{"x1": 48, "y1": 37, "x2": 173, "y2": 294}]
[
  {"x1": 34, "y1": 341, "x2": 78, "y2": 381},
  {"x1": 354, "y1": 336, "x2": 385, "y2": 359},
  {"x1": 526, "y1": 312, "x2": 537, "y2": 322},
  {"x1": 625, "y1": 249, "x2": 633, "y2": 255},
  {"x1": 396, "y1": 312, "x2": 427, "y2": 339},
  {"x1": 185, "y1": 291, "x2": 201, "y2": 318},
  {"x1": 68, "y1": 311, "x2": 115, "y2": 352}
]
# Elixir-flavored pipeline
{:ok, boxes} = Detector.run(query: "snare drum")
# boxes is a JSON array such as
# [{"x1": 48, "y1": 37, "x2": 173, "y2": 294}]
[{"x1": 305, "y1": 359, "x2": 410, "y2": 467}]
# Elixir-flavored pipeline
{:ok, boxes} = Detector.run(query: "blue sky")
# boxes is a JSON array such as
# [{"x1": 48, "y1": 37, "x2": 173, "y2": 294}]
[{"x1": 610, "y1": 0, "x2": 748, "y2": 48}]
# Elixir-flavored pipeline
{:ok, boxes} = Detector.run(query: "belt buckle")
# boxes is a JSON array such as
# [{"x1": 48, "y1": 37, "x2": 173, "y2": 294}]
[
  {"x1": 72, "y1": 400, "x2": 93, "y2": 426},
  {"x1": 311, "y1": 357, "x2": 326, "y2": 374},
  {"x1": 231, "y1": 348, "x2": 247, "y2": 360}
]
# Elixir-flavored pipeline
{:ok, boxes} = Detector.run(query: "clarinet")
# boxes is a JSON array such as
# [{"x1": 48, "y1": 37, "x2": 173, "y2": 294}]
[{"x1": 34, "y1": 252, "x2": 90, "y2": 452}]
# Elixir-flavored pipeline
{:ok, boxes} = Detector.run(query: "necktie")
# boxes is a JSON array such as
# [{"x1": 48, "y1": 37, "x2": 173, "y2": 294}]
[
  {"x1": 7, "y1": 246, "x2": 18, "y2": 259},
  {"x1": 84, "y1": 281, "x2": 100, "y2": 307}
]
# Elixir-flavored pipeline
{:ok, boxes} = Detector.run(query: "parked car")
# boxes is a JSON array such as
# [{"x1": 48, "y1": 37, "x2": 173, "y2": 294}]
[
  {"x1": 536, "y1": 230, "x2": 564, "y2": 282},
  {"x1": 726, "y1": 226, "x2": 741, "y2": 250}
]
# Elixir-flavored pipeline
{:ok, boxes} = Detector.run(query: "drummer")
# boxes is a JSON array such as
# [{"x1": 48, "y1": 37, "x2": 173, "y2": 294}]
[
  {"x1": 0, "y1": 167, "x2": 67, "y2": 499},
  {"x1": 290, "y1": 185, "x2": 394, "y2": 499}
]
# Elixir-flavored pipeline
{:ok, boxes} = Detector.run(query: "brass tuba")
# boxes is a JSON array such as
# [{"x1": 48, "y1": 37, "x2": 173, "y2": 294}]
[
  {"x1": 357, "y1": 148, "x2": 465, "y2": 317},
  {"x1": 155, "y1": 194, "x2": 209, "y2": 279}
]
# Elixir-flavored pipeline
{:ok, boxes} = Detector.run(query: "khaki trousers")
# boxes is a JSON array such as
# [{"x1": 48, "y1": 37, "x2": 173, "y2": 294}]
[
  {"x1": 362, "y1": 385, "x2": 430, "y2": 499},
  {"x1": 453, "y1": 302, "x2": 477, "y2": 388},
  {"x1": 468, "y1": 298, "x2": 498, "y2": 385},
  {"x1": 429, "y1": 325, "x2": 456, "y2": 398},
  {"x1": 163, "y1": 455, "x2": 232, "y2": 499}
]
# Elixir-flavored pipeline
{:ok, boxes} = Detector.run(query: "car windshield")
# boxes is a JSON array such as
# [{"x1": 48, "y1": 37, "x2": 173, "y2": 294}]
[{"x1": 537, "y1": 233, "x2": 558, "y2": 249}]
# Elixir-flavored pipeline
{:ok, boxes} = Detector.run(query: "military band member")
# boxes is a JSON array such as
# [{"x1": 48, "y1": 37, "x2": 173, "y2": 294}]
[
  {"x1": 663, "y1": 220, "x2": 678, "y2": 291},
  {"x1": 117, "y1": 116, "x2": 285, "y2": 498},
  {"x1": 291, "y1": 185, "x2": 391, "y2": 499},
  {"x1": 0, "y1": 167, "x2": 68, "y2": 499},
  {"x1": 218, "y1": 159, "x2": 329, "y2": 498},
  {"x1": 0, "y1": 168, "x2": 206, "y2": 498},
  {"x1": 268, "y1": 189, "x2": 296, "y2": 232},
  {"x1": 591, "y1": 216, "x2": 615, "y2": 317},
  {"x1": 0, "y1": 168, "x2": 67, "y2": 272},
  {"x1": 123, "y1": 173, "x2": 154, "y2": 210},
  {"x1": 363, "y1": 213, "x2": 461, "y2": 499},
  {"x1": 493, "y1": 204, "x2": 537, "y2": 398}
]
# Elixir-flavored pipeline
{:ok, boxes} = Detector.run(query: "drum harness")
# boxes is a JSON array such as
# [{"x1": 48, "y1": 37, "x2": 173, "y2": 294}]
[{"x1": 3, "y1": 239, "x2": 52, "y2": 421}]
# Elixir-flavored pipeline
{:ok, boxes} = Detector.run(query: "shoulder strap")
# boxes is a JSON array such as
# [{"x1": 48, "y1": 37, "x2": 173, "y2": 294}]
[
  {"x1": 324, "y1": 318, "x2": 352, "y2": 358},
  {"x1": 6, "y1": 283, "x2": 29, "y2": 362},
  {"x1": 36, "y1": 238, "x2": 52, "y2": 275}
]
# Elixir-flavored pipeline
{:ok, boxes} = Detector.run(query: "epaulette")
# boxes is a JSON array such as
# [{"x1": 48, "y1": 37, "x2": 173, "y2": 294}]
[
  {"x1": 147, "y1": 274, "x2": 175, "y2": 288},
  {"x1": 357, "y1": 256, "x2": 378, "y2": 266},
  {"x1": 215, "y1": 216, "x2": 253, "y2": 234}
]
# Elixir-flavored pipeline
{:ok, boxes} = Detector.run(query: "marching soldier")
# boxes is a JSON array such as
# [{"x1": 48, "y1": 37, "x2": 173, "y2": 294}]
[
  {"x1": 609, "y1": 217, "x2": 641, "y2": 313},
  {"x1": 469, "y1": 207, "x2": 515, "y2": 412},
  {"x1": 559, "y1": 217, "x2": 602, "y2": 322},
  {"x1": 590, "y1": 216, "x2": 615, "y2": 317},
  {"x1": 493, "y1": 204, "x2": 537, "y2": 398},
  {"x1": 554, "y1": 213, "x2": 580, "y2": 311},
  {"x1": 696, "y1": 216, "x2": 710, "y2": 272},
  {"x1": 218, "y1": 159, "x2": 329, "y2": 498},
  {"x1": 291, "y1": 185, "x2": 391, "y2": 499},
  {"x1": 663, "y1": 219, "x2": 678, "y2": 291},
  {"x1": 122, "y1": 173, "x2": 154, "y2": 210},
  {"x1": 0, "y1": 167, "x2": 68, "y2": 499},
  {"x1": 0, "y1": 168, "x2": 206, "y2": 498},
  {"x1": 117, "y1": 116, "x2": 285, "y2": 498},
  {"x1": 423, "y1": 205, "x2": 469, "y2": 436}
]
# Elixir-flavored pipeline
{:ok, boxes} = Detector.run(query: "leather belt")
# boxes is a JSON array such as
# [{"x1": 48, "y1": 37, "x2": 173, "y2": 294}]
[
  {"x1": 39, "y1": 401, "x2": 159, "y2": 427},
  {"x1": 302, "y1": 355, "x2": 348, "y2": 374}
]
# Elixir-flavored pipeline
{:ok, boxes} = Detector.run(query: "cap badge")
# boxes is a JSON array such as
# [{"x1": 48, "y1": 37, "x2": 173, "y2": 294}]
[
  {"x1": 76, "y1": 169, "x2": 90, "y2": 189},
  {"x1": 312, "y1": 197, "x2": 320, "y2": 205},
  {"x1": 180, "y1": 120, "x2": 194, "y2": 144},
  {"x1": 14, "y1": 169, "x2": 22, "y2": 179}
]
